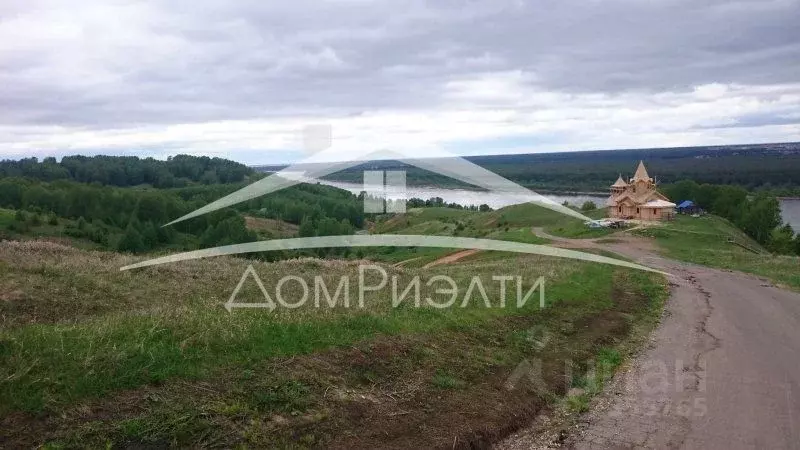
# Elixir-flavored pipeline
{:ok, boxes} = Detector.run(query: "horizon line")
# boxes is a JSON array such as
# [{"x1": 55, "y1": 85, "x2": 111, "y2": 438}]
[
  {"x1": 2, "y1": 140, "x2": 796, "y2": 167},
  {"x1": 246, "y1": 140, "x2": 800, "y2": 168}
]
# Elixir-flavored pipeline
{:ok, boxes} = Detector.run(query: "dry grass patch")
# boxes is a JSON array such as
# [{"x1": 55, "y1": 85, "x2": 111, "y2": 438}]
[{"x1": 244, "y1": 216, "x2": 299, "y2": 238}]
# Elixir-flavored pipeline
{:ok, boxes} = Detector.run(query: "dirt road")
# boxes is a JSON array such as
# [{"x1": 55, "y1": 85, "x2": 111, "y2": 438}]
[
  {"x1": 499, "y1": 231, "x2": 800, "y2": 449},
  {"x1": 423, "y1": 248, "x2": 481, "y2": 268}
]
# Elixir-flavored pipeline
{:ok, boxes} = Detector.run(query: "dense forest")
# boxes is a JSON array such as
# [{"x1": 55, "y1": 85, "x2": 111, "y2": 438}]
[
  {"x1": 0, "y1": 154, "x2": 253, "y2": 187},
  {"x1": 470, "y1": 142, "x2": 800, "y2": 193},
  {"x1": 0, "y1": 160, "x2": 364, "y2": 256},
  {"x1": 256, "y1": 142, "x2": 800, "y2": 194}
]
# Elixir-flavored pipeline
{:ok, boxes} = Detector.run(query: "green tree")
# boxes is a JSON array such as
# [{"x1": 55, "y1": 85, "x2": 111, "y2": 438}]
[
  {"x1": 695, "y1": 184, "x2": 719, "y2": 212},
  {"x1": 316, "y1": 217, "x2": 346, "y2": 237},
  {"x1": 117, "y1": 224, "x2": 146, "y2": 253},
  {"x1": 0, "y1": 179, "x2": 25, "y2": 208},
  {"x1": 663, "y1": 180, "x2": 700, "y2": 203},
  {"x1": 298, "y1": 216, "x2": 315, "y2": 237},
  {"x1": 140, "y1": 221, "x2": 160, "y2": 249},
  {"x1": 199, "y1": 216, "x2": 256, "y2": 248},
  {"x1": 339, "y1": 218, "x2": 353, "y2": 235},
  {"x1": 738, "y1": 195, "x2": 781, "y2": 245},
  {"x1": 768, "y1": 224, "x2": 795, "y2": 254},
  {"x1": 711, "y1": 185, "x2": 747, "y2": 222}
]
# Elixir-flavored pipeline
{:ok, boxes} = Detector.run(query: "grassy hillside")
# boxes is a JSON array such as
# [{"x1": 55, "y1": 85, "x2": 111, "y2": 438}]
[
  {"x1": 361, "y1": 203, "x2": 613, "y2": 268},
  {"x1": 0, "y1": 240, "x2": 667, "y2": 448},
  {"x1": 634, "y1": 215, "x2": 800, "y2": 290},
  {"x1": 373, "y1": 203, "x2": 612, "y2": 240}
]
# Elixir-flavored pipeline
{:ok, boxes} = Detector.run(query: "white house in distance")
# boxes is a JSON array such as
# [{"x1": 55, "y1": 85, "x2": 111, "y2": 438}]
[{"x1": 606, "y1": 161, "x2": 676, "y2": 220}]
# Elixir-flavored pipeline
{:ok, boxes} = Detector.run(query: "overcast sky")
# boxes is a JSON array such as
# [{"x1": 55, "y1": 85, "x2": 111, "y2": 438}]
[{"x1": 1, "y1": 0, "x2": 799, "y2": 164}]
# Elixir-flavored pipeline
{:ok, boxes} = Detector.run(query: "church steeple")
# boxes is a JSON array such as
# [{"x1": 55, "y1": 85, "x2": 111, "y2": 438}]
[
  {"x1": 632, "y1": 160, "x2": 651, "y2": 182},
  {"x1": 611, "y1": 174, "x2": 628, "y2": 188}
]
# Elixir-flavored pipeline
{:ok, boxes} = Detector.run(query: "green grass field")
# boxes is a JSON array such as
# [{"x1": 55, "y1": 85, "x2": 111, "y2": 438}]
[
  {"x1": 0, "y1": 238, "x2": 668, "y2": 448},
  {"x1": 364, "y1": 204, "x2": 562, "y2": 266},
  {"x1": 634, "y1": 215, "x2": 800, "y2": 290},
  {"x1": 373, "y1": 203, "x2": 611, "y2": 241}
]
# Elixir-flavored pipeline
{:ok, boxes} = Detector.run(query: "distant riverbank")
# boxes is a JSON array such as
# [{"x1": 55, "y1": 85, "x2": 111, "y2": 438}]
[
  {"x1": 313, "y1": 178, "x2": 800, "y2": 229},
  {"x1": 316, "y1": 179, "x2": 609, "y2": 211}
]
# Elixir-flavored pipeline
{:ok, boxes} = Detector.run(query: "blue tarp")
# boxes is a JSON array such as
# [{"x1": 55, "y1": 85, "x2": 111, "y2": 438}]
[{"x1": 677, "y1": 200, "x2": 695, "y2": 209}]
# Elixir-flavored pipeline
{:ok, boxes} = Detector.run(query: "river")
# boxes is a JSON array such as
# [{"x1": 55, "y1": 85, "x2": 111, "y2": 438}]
[
  {"x1": 316, "y1": 179, "x2": 800, "y2": 229},
  {"x1": 781, "y1": 199, "x2": 800, "y2": 230},
  {"x1": 319, "y1": 179, "x2": 608, "y2": 210}
]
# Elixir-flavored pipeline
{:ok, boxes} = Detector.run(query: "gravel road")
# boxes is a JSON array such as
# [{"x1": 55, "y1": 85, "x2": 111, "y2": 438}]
[{"x1": 498, "y1": 232, "x2": 800, "y2": 449}]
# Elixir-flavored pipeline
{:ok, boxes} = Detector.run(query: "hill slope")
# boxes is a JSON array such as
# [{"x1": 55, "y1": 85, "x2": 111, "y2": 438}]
[
  {"x1": 634, "y1": 215, "x2": 800, "y2": 290},
  {"x1": 0, "y1": 239, "x2": 666, "y2": 448}
]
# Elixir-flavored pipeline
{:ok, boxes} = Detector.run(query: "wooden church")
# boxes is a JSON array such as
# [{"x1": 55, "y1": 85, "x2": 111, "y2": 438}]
[{"x1": 606, "y1": 161, "x2": 676, "y2": 220}]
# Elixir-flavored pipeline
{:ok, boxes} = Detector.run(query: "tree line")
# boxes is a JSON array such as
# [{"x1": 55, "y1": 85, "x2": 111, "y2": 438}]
[
  {"x1": 319, "y1": 143, "x2": 800, "y2": 192},
  {"x1": 662, "y1": 180, "x2": 800, "y2": 256},
  {"x1": 406, "y1": 197, "x2": 492, "y2": 211},
  {"x1": 0, "y1": 154, "x2": 253, "y2": 188},
  {"x1": 0, "y1": 177, "x2": 364, "y2": 254}
]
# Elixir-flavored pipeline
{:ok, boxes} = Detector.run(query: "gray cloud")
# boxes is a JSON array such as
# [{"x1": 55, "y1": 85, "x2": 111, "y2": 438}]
[
  {"x1": 693, "y1": 111, "x2": 800, "y2": 129},
  {"x1": 1, "y1": 0, "x2": 799, "y2": 130}
]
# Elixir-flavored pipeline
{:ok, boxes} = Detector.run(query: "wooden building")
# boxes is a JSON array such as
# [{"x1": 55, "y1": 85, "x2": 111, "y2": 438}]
[{"x1": 606, "y1": 161, "x2": 676, "y2": 220}]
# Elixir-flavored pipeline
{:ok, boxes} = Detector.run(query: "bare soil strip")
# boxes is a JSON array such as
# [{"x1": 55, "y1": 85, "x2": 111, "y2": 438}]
[{"x1": 423, "y1": 249, "x2": 481, "y2": 268}]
